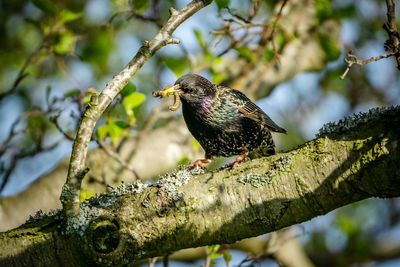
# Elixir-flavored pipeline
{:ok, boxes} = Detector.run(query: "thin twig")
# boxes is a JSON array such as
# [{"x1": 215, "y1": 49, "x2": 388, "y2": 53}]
[
  {"x1": 108, "y1": 0, "x2": 162, "y2": 28},
  {"x1": 0, "y1": 117, "x2": 23, "y2": 155},
  {"x1": 148, "y1": 257, "x2": 158, "y2": 267},
  {"x1": 0, "y1": 140, "x2": 59, "y2": 193},
  {"x1": 162, "y1": 255, "x2": 169, "y2": 267},
  {"x1": 50, "y1": 113, "x2": 76, "y2": 141},
  {"x1": 260, "y1": 0, "x2": 288, "y2": 46},
  {"x1": 340, "y1": 50, "x2": 398, "y2": 79},
  {"x1": 0, "y1": 40, "x2": 46, "y2": 101}
]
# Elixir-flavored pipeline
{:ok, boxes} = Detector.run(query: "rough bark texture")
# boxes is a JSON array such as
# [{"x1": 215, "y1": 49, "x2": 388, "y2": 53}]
[
  {"x1": 0, "y1": 0, "x2": 341, "y2": 232},
  {"x1": 1, "y1": 106, "x2": 399, "y2": 266}
]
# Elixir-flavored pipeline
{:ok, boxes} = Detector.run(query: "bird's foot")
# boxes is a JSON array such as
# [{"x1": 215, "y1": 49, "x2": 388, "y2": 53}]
[
  {"x1": 228, "y1": 152, "x2": 248, "y2": 169},
  {"x1": 187, "y1": 159, "x2": 211, "y2": 169}
]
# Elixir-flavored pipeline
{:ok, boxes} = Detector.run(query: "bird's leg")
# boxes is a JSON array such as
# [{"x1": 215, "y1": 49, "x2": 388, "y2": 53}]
[
  {"x1": 187, "y1": 158, "x2": 211, "y2": 169},
  {"x1": 229, "y1": 152, "x2": 249, "y2": 169}
]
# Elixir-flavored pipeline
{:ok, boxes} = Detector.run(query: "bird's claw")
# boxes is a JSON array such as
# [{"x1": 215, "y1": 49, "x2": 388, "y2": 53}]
[
  {"x1": 187, "y1": 159, "x2": 211, "y2": 169},
  {"x1": 227, "y1": 152, "x2": 248, "y2": 169}
]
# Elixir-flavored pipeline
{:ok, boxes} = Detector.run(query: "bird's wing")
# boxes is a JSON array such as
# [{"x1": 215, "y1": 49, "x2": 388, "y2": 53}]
[{"x1": 226, "y1": 88, "x2": 287, "y2": 133}]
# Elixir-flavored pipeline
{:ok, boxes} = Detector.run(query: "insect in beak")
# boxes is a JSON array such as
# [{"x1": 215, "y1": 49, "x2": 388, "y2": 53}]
[{"x1": 152, "y1": 84, "x2": 181, "y2": 111}]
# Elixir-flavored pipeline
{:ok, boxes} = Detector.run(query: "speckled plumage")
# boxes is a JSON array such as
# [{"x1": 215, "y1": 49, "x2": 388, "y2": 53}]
[{"x1": 174, "y1": 74, "x2": 286, "y2": 159}]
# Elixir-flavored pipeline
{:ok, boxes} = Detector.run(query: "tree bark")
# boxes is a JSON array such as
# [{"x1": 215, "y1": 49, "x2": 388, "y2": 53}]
[
  {"x1": 1, "y1": 106, "x2": 399, "y2": 266},
  {"x1": 0, "y1": 0, "x2": 341, "y2": 232}
]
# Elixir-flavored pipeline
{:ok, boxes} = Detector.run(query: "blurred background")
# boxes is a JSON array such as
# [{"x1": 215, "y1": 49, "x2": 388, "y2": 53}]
[{"x1": 0, "y1": 0, "x2": 400, "y2": 266}]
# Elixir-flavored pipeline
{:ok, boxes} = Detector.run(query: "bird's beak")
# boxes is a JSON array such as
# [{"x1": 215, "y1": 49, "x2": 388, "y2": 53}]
[{"x1": 159, "y1": 84, "x2": 181, "y2": 98}]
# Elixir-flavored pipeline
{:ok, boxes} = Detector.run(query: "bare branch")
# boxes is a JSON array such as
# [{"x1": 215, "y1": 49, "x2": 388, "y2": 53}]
[
  {"x1": 340, "y1": 50, "x2": 398, "y2": 79},
  {"x1": 61, "y1": 0, "x2": 212, "y2": 218}
]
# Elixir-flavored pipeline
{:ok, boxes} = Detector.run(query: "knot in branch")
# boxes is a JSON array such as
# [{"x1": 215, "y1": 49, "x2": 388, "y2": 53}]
[{"x1": 90, "y1": 218, "x2": 120, "y2": 254}]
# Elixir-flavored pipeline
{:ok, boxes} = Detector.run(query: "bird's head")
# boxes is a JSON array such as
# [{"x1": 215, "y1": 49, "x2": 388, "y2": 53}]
[{"x1": 160, "y1": 74, "x2": 215, "y2": 105}]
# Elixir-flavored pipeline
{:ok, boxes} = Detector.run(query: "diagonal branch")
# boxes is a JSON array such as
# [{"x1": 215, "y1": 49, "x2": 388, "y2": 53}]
[
  {"x1": 1, "y1": 106, "x2": 399, "y2": 266},
  {"x1": 383, "y1": 0, "x2": 400, "y2": 69},
  {"x1": 61, "y1": 0, "x2": 212, "y2": 218}
]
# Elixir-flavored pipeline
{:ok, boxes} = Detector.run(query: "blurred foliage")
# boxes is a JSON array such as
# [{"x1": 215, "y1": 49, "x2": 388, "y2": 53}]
[
  {"x1": 207, "y1": 244, "x2": 232, "y2": 267},
  {"x1": 215, "y1": 0, "x2": 231, "y2": 10},
  {"x1": 315, "y1": 0, "x2": 333, "y2": 23},
  {"x1": 129, "y1": 0, "x2": 149, "y2": 13}
]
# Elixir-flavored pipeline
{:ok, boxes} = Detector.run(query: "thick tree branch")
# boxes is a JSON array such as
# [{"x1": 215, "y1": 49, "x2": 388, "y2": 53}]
[
  {"x1": 0, "y1": 0, "x2": 339, "y2": 232},
  {"x1": 61, "y1": 0, "x2": 212, "y2": 218},
  {"x1": 1, "y1": 106, "x2": 399, "y2": 266}
]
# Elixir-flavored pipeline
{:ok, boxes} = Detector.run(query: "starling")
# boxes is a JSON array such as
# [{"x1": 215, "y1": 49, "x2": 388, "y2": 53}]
[{"x1": 153, "y1": 74, "x2": 286, "y2": 168}]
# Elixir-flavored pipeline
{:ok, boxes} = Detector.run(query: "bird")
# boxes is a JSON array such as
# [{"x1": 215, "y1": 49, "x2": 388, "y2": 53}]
[{"x1": 153, "y1": 74, "x2": 286, "y2": 168}]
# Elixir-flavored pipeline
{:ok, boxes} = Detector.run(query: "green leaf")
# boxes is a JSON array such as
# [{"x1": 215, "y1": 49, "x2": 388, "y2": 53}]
[
  {"x1": 96, "y1": 124, "x2": 109, "y2": 141},
  {"x1": 192, "y1": 138, "x2": 201, "y2": 151},
  {"x1": 177, "y1": 156, "x2": 191, "y2": 165},
  {"x1": 108, "y1": 124, "x2": 124, "y2": 146},
  {"x1": 222, "y1": 250, "x2": 232, "y2": 267},
  {"x1": 262, "y1": 49, "x2": 275, "y2": 62},
  {"x1": 210, "y1": 57, "x2": 225, "y2": 83},
  {"x1": 80, "y1": 189, "x2": 94, "y2": 202},
  {"x1": 115, "y1": 120, "x2": 129, "y2": 129},
  {"x1": 81, "y1": 32, "x2": 112, "y2": 67},
  {"x1": 130, "y1": 0, "x2": 149, "y2": 12},
  {"x1": 53, "y1": 31, "x2": 77, "y2": 55},
  {"x1": 27, "y1": 113, "x2": 47, "y2": 141},
  {"x1": 64, "y1": 89, "x2": 81, "y2": 98},
  {"x1": 235, "y1": 47, "x2": 253, "y2": 61},
  {"x1": 96, "y1": 115, "x2": 130, "y2": 145},
  {"x1": 121, "y1": 83, "x2": 137, "y2": 96},
  {"x1": 211, "y1": 57, "x2": 223, "y2": 70},
  {"x1": 212, "y1": 72, "x2": 225, "y2": 84},
  {"x1": 32, "y1": 0, "x2": 56, "y2": 14},
  {"x1": 59, "y1": 9, "x2": 82, "y2": 23},
  {"x1": 215, "y1": 0, "x2": 230, "y2": 9},
  {"x1": 315, "y1": 0, "x2": 333, "y2": 23},
  {"x1": 336, "y1": 214, "x2": 359, "y2": 236},
  {"x1": 164, "y1": 57, "x2": 189, "y2": 77},
  {"x1": 194, "y1": 29, "x2": 206, "y2": 49},
  {"x1": 122, "y1": 92, "x2": 146, "y2": 123},
  {"x1": 275, "y1": 30, "x2": 287, "y2": 48},
  {"x1": 319, "y1": 33, "x2": 341, "y2": 61},
  {"x1": 123, "y1": 92, "x2": 146, "y2": 109},
  {"x1": 208, "y1": 245, "x2": 221, "y2": 260}
]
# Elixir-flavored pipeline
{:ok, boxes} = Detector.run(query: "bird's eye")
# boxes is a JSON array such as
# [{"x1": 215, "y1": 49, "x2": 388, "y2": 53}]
[{"x1": 182, "y1": 87, "x2": 192, "y2": 94}]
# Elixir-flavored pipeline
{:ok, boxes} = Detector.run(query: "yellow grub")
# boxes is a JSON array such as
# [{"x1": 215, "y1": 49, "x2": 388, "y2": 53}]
[
  {"x1": 168, "y1": 92, "x2": 181, "y2": 111},
  {"x1": 152, "y1": 84, "x2": 181, "y2": 112}
]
